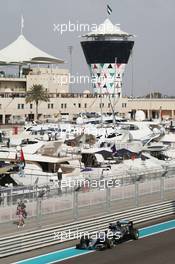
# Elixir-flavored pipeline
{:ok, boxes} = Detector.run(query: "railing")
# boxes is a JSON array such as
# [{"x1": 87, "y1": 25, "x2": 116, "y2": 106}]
[
  {"x1": 0, "y1": 92, "x2": 116, "y2": 99},
  {"x1": 0, "y1": 173, "x2": 175, "y2": 224},
  {"x1": 0, "y1": 169, "x2": 169, "y2": 207}
]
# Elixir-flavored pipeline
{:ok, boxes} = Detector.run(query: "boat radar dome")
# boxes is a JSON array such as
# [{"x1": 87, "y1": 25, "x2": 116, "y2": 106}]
[
  {"x1": 76, "y1": 117, "x2": 84, "y2": 125},
  {"x1": 83, "y1": 89, "x2": 91, "y2": 94},
  {"x1": 135, "y1": 110, "x2": 146, "y2": 121}
]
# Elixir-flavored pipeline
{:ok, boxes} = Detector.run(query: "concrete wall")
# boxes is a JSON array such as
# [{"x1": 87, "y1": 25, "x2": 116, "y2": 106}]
[
  {"x1": 0, "y1": 94, "x2": 128, "y2": 124},
  {"x1": 26, "y1": 68, "x2": 69, "y2": 93},
  {"x1": 1, "y1": 70, "x2": 175, "y2": 124},
  {"x1": 127, "y1": 98, "x2": 175, "y2": 120}
]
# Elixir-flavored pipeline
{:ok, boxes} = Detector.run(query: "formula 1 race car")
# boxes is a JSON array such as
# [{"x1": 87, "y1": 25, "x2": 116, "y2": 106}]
[
  {"x1": 108, "y1": 220, "x2": 139, "y2": 244},
  {"x1": 76, "y1": 220, "x2": 139, "y2": 251},
  {"x1": 76, "y1": 232, "x2": 113, "y2": 251}
]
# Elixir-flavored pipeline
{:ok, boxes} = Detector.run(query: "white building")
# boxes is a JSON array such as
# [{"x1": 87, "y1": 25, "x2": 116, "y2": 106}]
[{"x1": 0, "y1": 33, "x2": 174, "y2": 124}]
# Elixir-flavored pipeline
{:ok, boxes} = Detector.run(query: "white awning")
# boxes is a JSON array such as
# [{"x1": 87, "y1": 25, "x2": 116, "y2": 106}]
[{"x1": 0, "y1": 34, "x2": 64, "y2": 65}]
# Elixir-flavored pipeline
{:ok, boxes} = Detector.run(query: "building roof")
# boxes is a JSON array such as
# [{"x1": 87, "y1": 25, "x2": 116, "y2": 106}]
[
  {"x1": 82, "y1": 18, "x2": 134, "y2": 38},
  {"x1": 0, "y1": 34, "x2": 64, "y2": 65}
]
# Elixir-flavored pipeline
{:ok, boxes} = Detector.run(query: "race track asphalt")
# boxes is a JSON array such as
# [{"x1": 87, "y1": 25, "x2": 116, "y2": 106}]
[
  {"x1": 60, "y1": 229, "x2": 175, "y2": 264},
  {"x1": 1, "y1": 215, "x2": 175, "y2": 264}
]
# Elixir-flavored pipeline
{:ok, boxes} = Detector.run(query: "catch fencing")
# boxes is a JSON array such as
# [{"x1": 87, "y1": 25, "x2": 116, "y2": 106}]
[{"x1": 0, "y1": 171, "x2": 175, "y2": 224}]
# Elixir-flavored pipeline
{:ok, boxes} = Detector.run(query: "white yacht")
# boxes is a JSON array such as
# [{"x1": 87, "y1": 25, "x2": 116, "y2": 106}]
[{"x1": 0, "y1": 139, "x2": 82, "y2": 187}]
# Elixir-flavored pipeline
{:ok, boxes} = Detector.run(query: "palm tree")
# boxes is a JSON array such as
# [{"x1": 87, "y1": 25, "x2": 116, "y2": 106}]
[{"x1": 26, "y1": 84, "x2": 49, "y2": 120}]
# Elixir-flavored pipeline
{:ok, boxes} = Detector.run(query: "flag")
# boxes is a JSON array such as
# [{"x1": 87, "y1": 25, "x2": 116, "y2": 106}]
[
  {"x1": 107, "y1": 4, "x2": 112, "y2": 15},
  {"x1": 20, "y1": 148, "x2": 25, "y2": 161},
  {"x1": 20, "y1": 148, "x2": 25, "y2": 167}
]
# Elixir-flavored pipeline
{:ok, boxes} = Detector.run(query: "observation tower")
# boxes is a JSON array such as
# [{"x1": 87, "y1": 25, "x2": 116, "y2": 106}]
[{"x1": 81, "y1": 19, "x2": 134, "y2": 97}]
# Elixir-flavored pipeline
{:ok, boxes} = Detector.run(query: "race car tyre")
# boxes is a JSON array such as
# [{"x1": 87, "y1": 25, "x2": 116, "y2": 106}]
[
  {"x1": 76, "y1": 244, "x2": 80, "y2": 249},
  {"x1": 95, "y1": 244, "x2": 106, "y2": 251},
  {"x1": 108, "y1": 239, "x2": 114, "y2": 249},
  {"x1": 131, "y1": 229, "x2": 139, "y2": 240}
]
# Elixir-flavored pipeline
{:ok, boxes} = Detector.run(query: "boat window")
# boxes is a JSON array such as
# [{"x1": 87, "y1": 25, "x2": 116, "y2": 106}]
[
  {"x1": 40, "y1": 131, "x2": 45, "y2": 135},
  {"x1": 22, "y1": 139, "x2": 38, "y2": 145},
  {"x1": 25, "y1": 127, "x2": 33, "y2": 131},
  {"x1": 107, "y1": 133, "x2": 116, "y2": 138},
  {"x1": 129, "y1": 125, "x2": 139, "y2": 130},
  {"x1": 31, "y1": 131, "x2": 38, "y2": 135},
  {"x1": 38, "y1": 162, "x2": 55, "y2": 173}
]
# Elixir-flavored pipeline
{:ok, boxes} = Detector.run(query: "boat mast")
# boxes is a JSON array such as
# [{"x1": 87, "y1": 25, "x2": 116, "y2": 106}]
[
  {"x1": 100, "y1": 83, "x2": 103, "y2": 126},
  {"x1": 112, "y1": 57, "x2": 117, "y2": 125}
]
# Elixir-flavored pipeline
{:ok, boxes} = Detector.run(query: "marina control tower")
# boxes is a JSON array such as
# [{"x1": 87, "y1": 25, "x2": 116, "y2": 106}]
[{"x1": 81, "y1": 19, "x2": 134, "y2": 97}]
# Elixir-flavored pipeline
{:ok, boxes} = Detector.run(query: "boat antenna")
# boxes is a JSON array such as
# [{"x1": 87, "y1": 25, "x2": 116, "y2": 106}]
[{"x1": 20, "y1": 15, "x2": 24, "y2": 35}]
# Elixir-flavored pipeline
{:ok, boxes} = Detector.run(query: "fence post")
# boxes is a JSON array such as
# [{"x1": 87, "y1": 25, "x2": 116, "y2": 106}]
[
  {"x1": 135, "y1": 180, "x2": 139, "y2": 207},
  {"x1": 160, "y1": 176, "x2": 165, "y2": 201},
  {"x1": 10, "y1": 186, "x2": 13, "y2": 207},
  {"x1": 73, "y1": 191, "x2": 78, "y2": 220},
  {"x1": 32, "y1": 186, "x2": 35, "y2": 202},
  {"x1": 36, "y1": 197, "x2": 42, "y2": 227},
  {"x1": 10, "y1": 186, "x2": 13, "y2": 221}
]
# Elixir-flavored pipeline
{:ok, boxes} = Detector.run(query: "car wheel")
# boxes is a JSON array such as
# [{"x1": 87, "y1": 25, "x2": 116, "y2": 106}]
[
  {"x1": 131, "y1": 229, "x2": 139, "y2": 240},
  {"x1": 108, "y1": 240, "x2": 114, "y2": 249}
]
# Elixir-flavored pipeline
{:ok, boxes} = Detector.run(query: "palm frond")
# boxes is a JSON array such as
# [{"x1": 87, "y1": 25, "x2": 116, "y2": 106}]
[{"x1": 25, "y1": 84, "x2": 50, "y2": 104}]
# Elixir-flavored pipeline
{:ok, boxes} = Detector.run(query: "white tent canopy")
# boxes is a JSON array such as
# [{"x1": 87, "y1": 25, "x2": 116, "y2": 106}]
[
  {"x1": 0, "y1": 34, "x2": 64, "y2": 65},
  {"x1": 82, "y1": 18, "x2": 134, "y2": 38}
]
